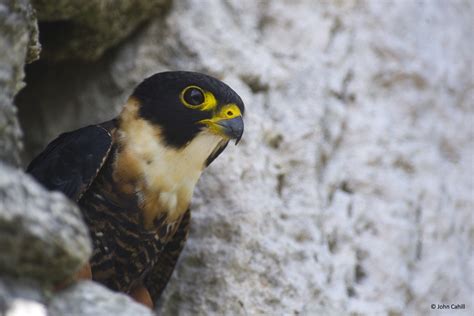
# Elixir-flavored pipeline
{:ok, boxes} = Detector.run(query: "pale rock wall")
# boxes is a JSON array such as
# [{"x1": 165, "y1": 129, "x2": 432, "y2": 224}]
[
  {"x1": 31, "y1": 0, "x2": 170, "y2": 61},
  {"x1": 0, "y1": 163, "x2": 91, "y2": 284},
  {"x1": 1, "y1": 0, "x2": 473, "y2": 315},
  {"x1": 0, "y1": 0, "x2": 39, "y2": 166}
]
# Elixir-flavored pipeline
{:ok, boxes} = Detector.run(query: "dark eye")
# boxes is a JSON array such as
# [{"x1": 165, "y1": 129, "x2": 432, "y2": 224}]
[{"x1": 183, "y1": 87, "x2": 205, "y2": 106}]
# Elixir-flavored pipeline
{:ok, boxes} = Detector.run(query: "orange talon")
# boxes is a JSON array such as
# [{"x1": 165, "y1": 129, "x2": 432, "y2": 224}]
[
  {"x1": 74, "y1": 263, "x2": 92, "y2": 281},
  {"x1": 130, "y1": 285, "x2": 154, "y2": 309},
  {"x1": 54, "y1": 263, "x2": 92, "y2": 291}
]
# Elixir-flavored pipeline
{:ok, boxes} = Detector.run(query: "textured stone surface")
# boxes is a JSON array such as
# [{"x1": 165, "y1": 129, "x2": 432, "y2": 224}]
[
  {"x1": 10, "y1": 0, "x2": 474, "y2": 315},
  {"x1": 0, "y1": 278, "x2": 46, "y2": 316},
  {"x1": 31, "y1": 0, "x2": 170, "y2": 61},
  {"x1": 48, "y1": 281, "x2": 154, "y2": 316},
  {"x1": 0, "y1": 0, "x2": 39, "y2": 166},
  {"x1": 0, "y1": 162, "x2": 92, "y2": 284}
]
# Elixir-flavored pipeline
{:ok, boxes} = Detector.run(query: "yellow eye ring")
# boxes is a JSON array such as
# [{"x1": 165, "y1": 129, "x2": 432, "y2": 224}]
[{"x1": 180, "y1": 85, "x2": 206, "y2": 109}]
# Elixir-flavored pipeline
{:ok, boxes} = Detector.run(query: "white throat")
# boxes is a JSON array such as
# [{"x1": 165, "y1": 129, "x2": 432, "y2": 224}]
[{"x1": 116, "y1": 112, "x2": 225, "y2": 221}]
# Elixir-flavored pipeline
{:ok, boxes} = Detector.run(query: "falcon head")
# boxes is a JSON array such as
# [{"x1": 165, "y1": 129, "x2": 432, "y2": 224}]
[{"x1": 130, "y1": 71, "x2": 245, "y2": 149}]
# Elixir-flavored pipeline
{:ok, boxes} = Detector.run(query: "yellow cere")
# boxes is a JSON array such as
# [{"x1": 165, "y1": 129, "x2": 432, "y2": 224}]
[
  {"x1": 198, "y1": 103, "x2": 242, "y2": 137},
  {"x1": 217, "y1": 103, "x2": 241, "y2": 119}
]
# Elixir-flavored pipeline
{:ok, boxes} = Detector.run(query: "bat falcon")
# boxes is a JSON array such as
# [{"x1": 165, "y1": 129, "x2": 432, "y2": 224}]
[{"x1": 26, "y1": 71, "x2": 245, "y2": 308}]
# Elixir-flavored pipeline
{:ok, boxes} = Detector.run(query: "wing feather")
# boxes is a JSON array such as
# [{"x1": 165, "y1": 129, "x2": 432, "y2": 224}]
[{"x1": 27, "y1": 122, "x2": 115, "y2": 202}]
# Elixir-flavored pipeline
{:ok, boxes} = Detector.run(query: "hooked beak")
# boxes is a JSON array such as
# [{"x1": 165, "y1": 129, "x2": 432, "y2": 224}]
[
  {"x1": 199, "y1": 104, "x2": 244, "y2": 144},
  {"x1": 216, "y1": 116, "x2": 244, "y2": 144}
]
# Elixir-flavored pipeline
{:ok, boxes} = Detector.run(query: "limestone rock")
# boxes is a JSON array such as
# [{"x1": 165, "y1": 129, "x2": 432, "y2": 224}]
[
  {"x1": 48, "y1": 281, "x2": 154, "y2": 316},
  {"x1": 31, "y1": 0, "x2": 170, "y2": 61},
  {"x1": 0, "y1": 278, "x2": 46, "y2": 316},
  {"x1": 0, "y1": 162, "x2": 92, "y2": 284},
  {"x1": 0, "y1": 0, "x2": 40, "y2": 166}
]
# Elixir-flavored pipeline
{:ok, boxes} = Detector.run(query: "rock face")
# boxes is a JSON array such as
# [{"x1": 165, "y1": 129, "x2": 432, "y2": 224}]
[
  {"x1": 0, "y1": 0, "x2": 39, "y2": 166},
  {"x1": 0, "y1": 278, "x2": 46, "y2": 316},
  {"x1": 0, "y1": 162, "x2": 91, "y2": 284},
  {"x1": 48, "y1": 281, "x2": 154, "y2": 316},
  {"x1": 32, "y1": 0, "x2": 170, "y2": 61},
  {"x1": 2, "y1": 0, "x2": 473, "y2": 315}
]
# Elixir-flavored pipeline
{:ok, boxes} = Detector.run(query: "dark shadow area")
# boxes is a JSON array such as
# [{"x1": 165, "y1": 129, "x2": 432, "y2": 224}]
[
  {"x1": 38, "y1": 20, "x2": 76, "y2": 57},
  {"x1": 15, "y1": 57, "x2": 118, "y2": 167}
]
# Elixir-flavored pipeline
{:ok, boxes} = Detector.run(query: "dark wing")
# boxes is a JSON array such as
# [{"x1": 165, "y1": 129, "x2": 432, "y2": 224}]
[
  {"x1": 145, "y1": 209, "x2": 191, "y2": 302},
  {"x1": 27, "y1": 123, "x2": 114, "y2": 202}
]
